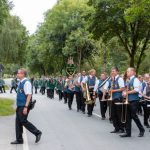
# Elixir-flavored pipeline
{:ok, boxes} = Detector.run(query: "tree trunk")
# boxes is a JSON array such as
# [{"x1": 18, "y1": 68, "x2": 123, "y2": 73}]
[
  {"x1": 136, "y1": 30, "x2": 150, "y2": 74},
  {"x1": 78, "y1": 47, "x2": 82, "y2": 73},
  {"x1": 129, "y1": 54, "x2": 135, "y2": 68}
]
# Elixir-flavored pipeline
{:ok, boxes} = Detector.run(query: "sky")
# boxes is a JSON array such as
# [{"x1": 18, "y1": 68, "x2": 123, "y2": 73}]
[{"x1": 11, "y1": 0, "x2": 58, "y2": 34}]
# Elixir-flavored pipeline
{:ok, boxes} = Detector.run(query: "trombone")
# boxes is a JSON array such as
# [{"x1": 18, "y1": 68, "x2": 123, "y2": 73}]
[
  {"x1": 121, "y1": 90, "x2": 129, "y2": 123},
  {"x1": 83, "y1": 83, "x2": 94, "y2": 105},
  {"x1": 108, "y1": 89, "x2": 113, "y2": 101}
]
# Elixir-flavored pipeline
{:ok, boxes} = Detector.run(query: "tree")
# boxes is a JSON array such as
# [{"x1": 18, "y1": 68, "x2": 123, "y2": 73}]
[
  {"x1": 0, "y1": 0, "x2": 9, "y2": 28},
  {"x1": 89, "y1": 0, "x2": 150, "y2": 73},
  {"x1": 27, "y1": 0, "x2": 95, "y2": 75},
  {"x1": 63, "y1": 28, "x2": 96, "y2": 72},
  {"x1": 0, "y1": 15, "x2": 28, "y2": 65}
]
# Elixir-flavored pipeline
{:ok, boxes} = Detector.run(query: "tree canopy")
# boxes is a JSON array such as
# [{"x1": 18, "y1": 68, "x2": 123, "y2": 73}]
[{"x1": 0, "y1": 0, "x2": 150, "y2": 76}]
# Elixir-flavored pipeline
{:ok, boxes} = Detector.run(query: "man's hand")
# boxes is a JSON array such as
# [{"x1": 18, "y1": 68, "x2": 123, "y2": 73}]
[
  {"x1": 23, "y1": 107, "x2": 28, "y2": 115},
  {"x1": 122, "y1": 91, "x2": 128, "y2": 97}
]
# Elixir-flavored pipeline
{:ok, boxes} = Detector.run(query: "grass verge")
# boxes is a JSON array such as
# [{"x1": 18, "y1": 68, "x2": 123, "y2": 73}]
[{"x1": 0, "y1": 98, "x2": 15, "y2": 116}]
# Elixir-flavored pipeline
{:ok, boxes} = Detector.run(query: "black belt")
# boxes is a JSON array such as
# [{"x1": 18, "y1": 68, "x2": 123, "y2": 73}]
[{"x1": 128, "y1": 100, "x2": 139, "y2": 104}]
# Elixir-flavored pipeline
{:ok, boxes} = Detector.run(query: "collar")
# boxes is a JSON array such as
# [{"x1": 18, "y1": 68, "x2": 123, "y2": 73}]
[
  {"x1": 130, "y1": 75, "x2": 135, "y2": 80},
  {"x1": 89, "y1": 75, "x2": 94, "y2": 78},
  {"x1": 20, "y1": 78, "x2": 27, "y2": 83},
  {"x1": 115, "y1": 75, "x2": 119, "y2": 80}
]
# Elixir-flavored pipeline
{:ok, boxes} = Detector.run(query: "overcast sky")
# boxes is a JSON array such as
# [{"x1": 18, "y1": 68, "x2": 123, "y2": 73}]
[{"x1": 11, "y1": 0, "x2": 57, "y2": 34}]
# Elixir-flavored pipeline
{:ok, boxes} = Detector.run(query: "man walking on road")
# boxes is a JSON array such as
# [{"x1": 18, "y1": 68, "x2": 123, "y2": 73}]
[{"x1": 11, "y1": 68, "x2": 42, "y2": 144}]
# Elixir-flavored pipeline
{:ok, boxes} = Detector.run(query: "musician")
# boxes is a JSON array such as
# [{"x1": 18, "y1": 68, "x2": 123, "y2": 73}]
[
  {"x1": 138, "y1": 75, "x2": 144, "y2": 115},
  {"x1": 106, "y1": 67, "x2": 125, "y2": 133},
  {"x1": 120, "y1": 68, "x2": 145, "y2": 137},
  {"x1": 67, "y1": 75, "x2": 75, "y2": 110},
  {"x1": 49, "y1": 78, "x2": 55, "y2": 99},
  {"x1": 56, "y1": 77, "x2": 63, "y2": 101},
  {"x1": 41, "y1": 78, "x2": 46, "y2": 95},
  {"x1": 93, "y1": 72, "x2": 109, "y2": 120},
  {"x1": 63, "y1": 77, "x2": 69, "y2": 104},
  {"x1": 78, "y1": 71, "x2": 87, "y2": 114},
  {"x1": 74, "y1": 73, "x2": 82, "y2": 112},
  {"x1": 82, "y1": 69, "x2": 97, "y2": 117},
  {"x1": 140, "y1": 74, "x2": 150, "y2": 128},
  {"x1": 141, "y1": 76, "x2": 150, "y2": 130},
  {"x1": 33, "y1": 78, "x2": 39, "y2": 94}
]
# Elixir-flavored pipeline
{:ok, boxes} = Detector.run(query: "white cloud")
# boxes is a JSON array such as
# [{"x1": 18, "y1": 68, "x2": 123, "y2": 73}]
[{"x1": 11, "y1": 0, "x2": 57, "y2": 34}]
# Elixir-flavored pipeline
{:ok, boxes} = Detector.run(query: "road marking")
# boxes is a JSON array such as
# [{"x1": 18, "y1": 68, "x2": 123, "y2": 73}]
[
  {"x1": 23, "y1": 127, "x2": 30, "y2": 150},
  {"x1": 93, "y1": 113, "x2": 101, "y2": 118}
]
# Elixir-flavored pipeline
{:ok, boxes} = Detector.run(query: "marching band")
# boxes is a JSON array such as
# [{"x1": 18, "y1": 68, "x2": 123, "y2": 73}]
[{"x1": 30, "y1": 67, "x2": 150, "y2": 138}]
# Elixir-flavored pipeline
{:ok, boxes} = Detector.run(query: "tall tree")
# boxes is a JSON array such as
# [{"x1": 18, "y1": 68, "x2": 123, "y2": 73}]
[
  {"x1": 0, "y1": 0, "x2": 9, "y2": 27},
  {"x1": 0, "y1": 15, "x2": 28, "y2": 65},
  {"x1": 89, "y1": 0, "x2": 150, "y2": 73}
]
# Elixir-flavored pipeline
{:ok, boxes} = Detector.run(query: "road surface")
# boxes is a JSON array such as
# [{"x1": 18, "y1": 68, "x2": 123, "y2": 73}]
[{"x1": 0, "y1": 86, "x2": 150, "y2": 150}]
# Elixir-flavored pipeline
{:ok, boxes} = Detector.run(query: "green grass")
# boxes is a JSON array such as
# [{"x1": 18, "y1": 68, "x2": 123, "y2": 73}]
[{"x1": 0, "y1": 98, "x2": 15, "y2": 116}]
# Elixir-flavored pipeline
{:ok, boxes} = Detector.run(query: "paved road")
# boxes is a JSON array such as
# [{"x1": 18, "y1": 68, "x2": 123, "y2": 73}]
[{"x1": 0, "y1": 88, "x2": 150, "y2": 150}]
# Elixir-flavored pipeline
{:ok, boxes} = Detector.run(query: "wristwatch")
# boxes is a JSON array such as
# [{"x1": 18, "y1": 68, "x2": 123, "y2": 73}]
[{"x1": 24, "y1": 106, "x2": 28, "y2": 108}]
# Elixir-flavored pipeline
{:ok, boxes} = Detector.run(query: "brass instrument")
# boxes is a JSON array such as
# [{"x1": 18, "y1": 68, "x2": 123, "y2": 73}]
[
  {"x1": 108, "y1": 76, "x2": 115, "y2": 101},
  {"x1": 121, "y1": 90, "x2": 129, "y2": 123},
  {"x1": 83, "y1": 83, "x2": 93, "y2": 105},
  {"x1": 107, "y1": 89, "x2": 113, "y2": 101}
]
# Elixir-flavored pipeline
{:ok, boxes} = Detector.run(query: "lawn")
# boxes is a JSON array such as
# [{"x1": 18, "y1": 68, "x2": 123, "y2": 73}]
[{"x1": 0, "y1": 98, "x2": 15, "y2": 116}]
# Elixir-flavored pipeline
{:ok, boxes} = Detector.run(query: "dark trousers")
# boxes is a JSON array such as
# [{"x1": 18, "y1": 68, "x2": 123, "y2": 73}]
[
  {"x1": 10, "y1": 86, "x2": 17, "y2": 93},
  {"x1": 0, "y1": 86, "x2": 3, "y2": 93},
  {"x1": 16, "y1": 107, "x2": 40, "y2": 141},
  {"x1": 125, "y1": 101, "x2": 145, "y2": 135},
  {"x1": 68, "y1": 92, "x2": 74, "y2": 109},
  {"x1": 141, "y1": 101, "x2": 150, "y2": 126},
  {"x1": 2, "y1": 85, "x2": 6, "y2": 93},
  {"x1": 47, "y1": 89, "x2": 50, "y2": 97},
  {"x1": 98, "y1": 92, "x2": 107, "y2": 118},
  {"x1": 75, "y1": 91, "x2": 82, "y2": 111},
  {"x1": 63, "y1": 91, "x2": 68, "y2": 103},
  {"x1": 111, "y1": 100, "x2": 124, "y2": 131},
  {"x1": 58, "y1": 90, "x2": 63, "y2": 100},
  {"x1": 137, "y1": 99, "x2": 143, "y2": 114},
  {"x1": 49, "y1": 89, "x2": 54, "y2": 99},
  {"x1": 81, "y1": 92, "x2": 86, "y2": 112},
  {"x1": 41, "y1": 87, "x2": 45, "y2": 95},
  {"x1": 35, "y1": 87, "x2": 38, "y2": 94},
  {"x1": 87, "y1": 93, "x2": 95, "y2": 115}
]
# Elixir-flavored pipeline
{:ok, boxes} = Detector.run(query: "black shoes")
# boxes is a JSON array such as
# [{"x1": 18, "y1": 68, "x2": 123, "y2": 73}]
[
  {"x1": 35, "y1": 132, "x2": 42, "y2": 143},
  {"x1": 101, "y1": 117, "x2": 106, "y2": 120},
  {"x1": 145, "y1": 124, "x2": 150, "y2": 128},
  {"x1": 11, "y1": 132, "x2": 42, "y2": 144},
  {"x1": 11, "y1": 140, "x2": 23, "y2": 144},
  {"x1": 120, "y1": 134, "x2": 131, "y2": 138},
  {"x1": 110, "y1": 129, "x2": 119, "y2": 133},
  {"x1": 138, "y1": 130, "x2": 145, "y2": 137}
]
